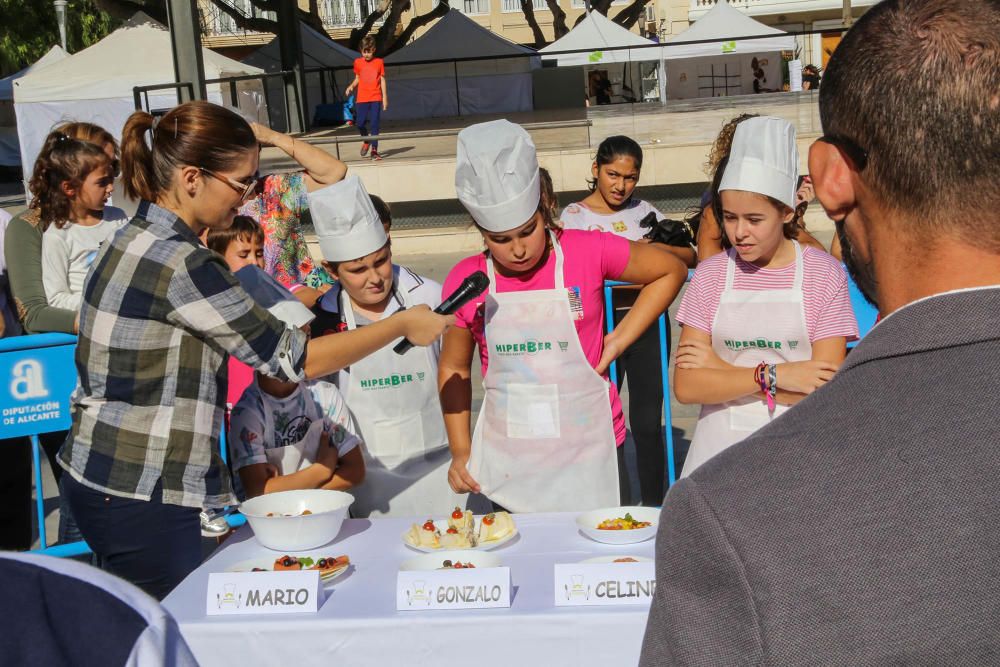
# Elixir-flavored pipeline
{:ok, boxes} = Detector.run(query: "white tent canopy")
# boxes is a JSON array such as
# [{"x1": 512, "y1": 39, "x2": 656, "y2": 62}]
[
  {"x1": 243, "y1": 22, "x2": 358, "y2": 129},
  {"x1": 14, "y1": 13, "x2": 263, "y2": 182},
  {"x1": 661, "y1": 1, "x2": 795, "y2": 99},
  {"x1": 539, "y1": 12, "x2": 661, "y2": 66},
  {"x1": 0, "y1": 46, "x2": 68, "y2": 167},
  {"x1": 662, "y1": 0, "x2": 795, "y2": 60},
  {"x1": 383, "y1": 10, "x2": 537, "y2": 120}
]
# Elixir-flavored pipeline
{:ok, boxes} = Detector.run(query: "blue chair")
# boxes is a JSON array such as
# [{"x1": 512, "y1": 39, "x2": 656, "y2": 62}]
[
  {"x1": 603, "y1": 281, "x2": 677, "y2": 490},
  {"x1": 844, "y1": 266, "x2": 879, "y2": 347}
]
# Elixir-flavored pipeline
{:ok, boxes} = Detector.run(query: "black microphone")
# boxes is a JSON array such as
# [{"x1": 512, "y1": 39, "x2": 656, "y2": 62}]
[{"x1": 393, "y1": 270, "x2": 490, "y2": 354}]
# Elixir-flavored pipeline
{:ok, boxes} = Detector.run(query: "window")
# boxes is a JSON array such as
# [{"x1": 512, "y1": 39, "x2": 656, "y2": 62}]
[
  {"x1": 321, "y1": 0, "x2": 370, "y2": 28},
  {"x1": 570, "y1": 0, "x2": 630, "y2": 9},
  {"x1": 501, "y1": 0, "x2": 548, "y2": 14},
  {"x1": 439, "y1": 0, "x2": 491, "y2": 14}
]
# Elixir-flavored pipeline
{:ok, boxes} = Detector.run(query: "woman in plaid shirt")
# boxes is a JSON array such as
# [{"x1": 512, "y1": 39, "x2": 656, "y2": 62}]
[{"x1": 57, "y1": 101, "x2": 451, "y2": 599}]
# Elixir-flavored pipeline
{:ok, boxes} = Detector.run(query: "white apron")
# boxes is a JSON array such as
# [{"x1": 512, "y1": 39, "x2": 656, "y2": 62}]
[
  {"x1": 682, "y1": 241, "x2": 813, "y2": 477},
  {"x1": 468, "y1": 233, "x2": 619, "y2": 512},
  {"x1": 340, "y1": 284, "x2": 460, "y2": 518}
]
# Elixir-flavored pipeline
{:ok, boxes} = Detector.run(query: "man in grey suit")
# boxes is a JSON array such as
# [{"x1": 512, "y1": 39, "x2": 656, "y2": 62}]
[{"x1": 640, "y1": 1, "x2": 1000, "y2": 664}]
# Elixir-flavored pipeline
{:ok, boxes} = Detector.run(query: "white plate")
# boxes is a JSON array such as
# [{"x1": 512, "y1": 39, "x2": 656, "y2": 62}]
[
  {"x1": 579, "y1": 555, "x2": 653, "y2": 564},
  {"x1": 227, "y1": 556, "x2": 351, "y2": 586},
  {"x1": 576, "y1": 506, "x2": 660, "y2": 545},
  {"x1": 400, "y1": 550, "x2": 502, "y2": 571},
  {"x1": 401, "y1": 517, "x2": 519, "y2": 553}
]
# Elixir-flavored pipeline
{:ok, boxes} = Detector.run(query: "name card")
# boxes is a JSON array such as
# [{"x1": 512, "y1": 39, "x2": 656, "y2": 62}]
[
  {"x1": 396, "y1": 567, "x2": 511, "y2": 611},
  {"x1": 554, "y1": 562, "x2": 656, "y2": 607},
  {"x1": 206, "y1": 571, "x2": 322, "y2": 616}
]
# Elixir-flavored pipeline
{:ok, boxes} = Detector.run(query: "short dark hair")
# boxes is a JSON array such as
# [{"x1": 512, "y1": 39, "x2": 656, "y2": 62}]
[
  {"x1": 360, "y1": 36, "x2": 376, "y2": 52},
  {"x1": 205, "y1": 215, "x2": 264, "y2": 255},
  {"x1": 587, "y1": 135, "x2": 643, "y2": 192},
  {"x1": 820, "y1": 0, "x2": 1000, "y2": 240},
  {"x1": 370, "y1": 195, "x2": 391, "y2": 226}
]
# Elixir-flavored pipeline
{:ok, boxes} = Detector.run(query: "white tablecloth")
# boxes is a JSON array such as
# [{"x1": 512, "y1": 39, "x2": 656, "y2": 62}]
[{"x1": 164, "y1": 512, "x2": 656, "y2": 666}]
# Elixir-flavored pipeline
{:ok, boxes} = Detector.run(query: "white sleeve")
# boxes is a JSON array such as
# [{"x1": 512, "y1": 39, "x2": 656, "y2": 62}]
[
  {"x1": 41, "y1": 227, "x2": 80, "y2": 311},
  {"x1": 228, "y1": 390, "x2": 270, "y2": 470},
  {"x1": 313, "y1": 382, "x2": 362, "y2": 456}
]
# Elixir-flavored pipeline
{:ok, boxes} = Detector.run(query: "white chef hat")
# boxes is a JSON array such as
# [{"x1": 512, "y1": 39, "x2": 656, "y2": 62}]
[
  {"x1": 234, "y1": 265, "x2": 315, "y2": 330},
  {"x1": 455, "y1": 120, "x2": 540, "y2": 233},
  {"x1": 308, "y1": 175, "x2": 388, "y2": 262},
  {"x1": 719, "y1": 116, "x2": 799, "y2": 210}
]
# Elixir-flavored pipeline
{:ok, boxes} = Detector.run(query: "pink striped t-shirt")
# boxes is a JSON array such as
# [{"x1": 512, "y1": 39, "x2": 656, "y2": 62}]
[{"x1": 677, "y1": 246, "x2": 859, "y2": 342}]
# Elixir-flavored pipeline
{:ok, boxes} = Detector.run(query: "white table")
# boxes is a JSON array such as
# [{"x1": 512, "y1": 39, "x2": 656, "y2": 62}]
[{"x1": 164, "y1": 512, "x2": 656, "y2": 667}]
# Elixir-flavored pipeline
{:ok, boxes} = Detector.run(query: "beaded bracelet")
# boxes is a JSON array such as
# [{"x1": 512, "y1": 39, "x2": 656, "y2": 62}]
[{"x1": 766, "y1": 364, "x2": 777, "y2": 412}]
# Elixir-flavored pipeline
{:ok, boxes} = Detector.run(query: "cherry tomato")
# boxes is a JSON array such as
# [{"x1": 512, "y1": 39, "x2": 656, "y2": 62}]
[
  {"x1": 451, "y1": 507, "x2": 464, "y2": 520},
  {"x1": 422, "y1": 520, "x2": 435, "y2": 531},
  {"x1": 483, "y1": 513, "x2": 495, "y2": 526},
  {"x1": 446, "y1": 527, "x2": 458, "y2": 534}
]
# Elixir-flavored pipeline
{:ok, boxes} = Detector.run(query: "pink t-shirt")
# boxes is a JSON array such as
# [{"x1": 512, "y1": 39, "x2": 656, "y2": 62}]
[
  {"x1": 443, "y1": 229, "x2": 631, "y2": 445},
  {"x1": 227, "y1": 356, "x2": 255, "y2": 409},
  {"x1": 677, "y1": 246, "x2": 859, "y2": 342}
]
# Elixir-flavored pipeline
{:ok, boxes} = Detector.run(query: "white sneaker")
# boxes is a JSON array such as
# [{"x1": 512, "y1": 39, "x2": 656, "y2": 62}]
[{"x1": 200, "y1": 510, "x2": 231, "y2": 537}]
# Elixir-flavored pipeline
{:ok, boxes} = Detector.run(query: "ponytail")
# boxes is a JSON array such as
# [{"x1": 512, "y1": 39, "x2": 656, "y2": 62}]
[
  {"x1": 119, "y1": 101, "x2": 256, "y2": 204},
  {"x1": 120, "y1": 111, "x2": 157, "y2": 202}
]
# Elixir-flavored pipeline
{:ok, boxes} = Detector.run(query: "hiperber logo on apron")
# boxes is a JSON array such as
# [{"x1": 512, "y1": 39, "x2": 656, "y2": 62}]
[
  {"x1": 358, "y1": 373, "x2": 421, "y2": 390},
  {"x1": 724, "y1": 338, "x2": 788, "y2": 351},
  {"x1": 493, "y1": 339, "x2": 565, "y2": 356}
]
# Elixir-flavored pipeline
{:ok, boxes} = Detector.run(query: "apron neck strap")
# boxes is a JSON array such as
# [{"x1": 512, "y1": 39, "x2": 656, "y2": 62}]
[
  {"x1": 486, "y1": 229, "x2": 565, "y2": 291},
  {"x1": 725, "y1": 240, "x2": 804, "y2": 290}
]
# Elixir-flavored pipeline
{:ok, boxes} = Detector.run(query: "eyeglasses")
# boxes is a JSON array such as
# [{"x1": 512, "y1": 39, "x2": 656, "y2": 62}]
[
  {"x1": 818, "y1": 134, "x2": 868, "y2": 171},
  {"x1": 199, "y1": 167, "x2": 258, "y2": 201}
]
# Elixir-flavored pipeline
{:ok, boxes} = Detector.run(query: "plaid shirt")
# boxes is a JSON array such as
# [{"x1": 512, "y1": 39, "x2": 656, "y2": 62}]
[{"x1": 58, "y1": 201, "x2": 307, "y2": 509}]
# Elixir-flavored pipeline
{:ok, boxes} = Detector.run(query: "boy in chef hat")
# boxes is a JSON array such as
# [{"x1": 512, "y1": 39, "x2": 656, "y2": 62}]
[
  {"x1": 439, "y1": 120, "x2": 686, "y2": 512},
  {"x1": 228, "y1": 265, "x2": 365, "y2": 500},
  {"x1": 306, "y1": 176, "x2": 460, "y2": 519}
]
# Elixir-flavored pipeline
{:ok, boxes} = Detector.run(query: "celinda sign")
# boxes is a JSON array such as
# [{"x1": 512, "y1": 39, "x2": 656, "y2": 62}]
[{"x1": 0, "y1": 334, "x2": 77, "y2": 438}]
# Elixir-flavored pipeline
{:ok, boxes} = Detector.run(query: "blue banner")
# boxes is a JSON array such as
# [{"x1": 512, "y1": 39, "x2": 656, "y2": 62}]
[{"x1": 0, "y1": 334, "x2": 77, "y2": 439}]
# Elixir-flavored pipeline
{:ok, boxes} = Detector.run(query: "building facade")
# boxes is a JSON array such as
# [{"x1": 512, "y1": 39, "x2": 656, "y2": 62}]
[{"x1": 199, "y1": 0, "x2": 875, "y2": 69}]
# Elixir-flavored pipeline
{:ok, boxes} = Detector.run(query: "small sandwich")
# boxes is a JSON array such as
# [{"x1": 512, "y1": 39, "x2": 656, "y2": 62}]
[
  {"x1": 447, "y1": 507, "x2": 475, "y2": 533},
  {"x1": 310, "y1": 555, "x2": 350, "y2": 575},
  {"x1": 406, "y1": 519, "x2": 442, "y2": 549},
  {"x1": 273, "y1": 555, "x2": 303, "y2": 571},
  {"x1": 478, "y1": 511, "x2": 516, "y2": 543},
  {"x1": 440, "y1": 525, "x2": 477, "y2": 549}
]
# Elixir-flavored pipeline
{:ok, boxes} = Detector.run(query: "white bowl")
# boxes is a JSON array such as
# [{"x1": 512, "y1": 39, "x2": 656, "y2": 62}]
[
  {"x1": 575, "y1": 506, "x2": 660, "y2": 545},
  {"x1": 240, "y1": 489, "x2": 353, "y2": 551},
  {"x1": 400, "y1": 550, "x2": 502, "y2": 571}
]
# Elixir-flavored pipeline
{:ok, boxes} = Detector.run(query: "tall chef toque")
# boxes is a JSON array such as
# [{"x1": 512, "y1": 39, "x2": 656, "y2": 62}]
[
  {"x1": 309, "y1": 175, "x2": 388, "y2": 262},
  {"x1": 719, "y1": 116, "x2": 799, "y2": 210},
  {"x1": 455, "y1": 120, "x2": 541, "y2": 233}
]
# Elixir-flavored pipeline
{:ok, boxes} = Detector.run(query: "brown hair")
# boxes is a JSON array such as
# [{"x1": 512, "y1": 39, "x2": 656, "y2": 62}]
[
  {"x1": 28, "y1": 131, "x2": 112, "y2": 230},
  {"x1": 360, "y1": 36, "x2": 376, "y2": 53},
  {"x1": 370, "y1": 194, "x2": 391, "y2": 227},
  {"x1": 55, "y1": 122, "x2": 119, "y2": 161},
  {"x1": 120, "y1": 101, "x2": 256, "y2": 203},
  {"x1": 820, "y1": 0, "x2": 1000, "y2": 242},
  {"x1": 538, "y1": 167, "x2": 559, "y2": 221},
  {"x1": 705, "y1": 113, "x2": 758, "y2": 176},
  {"x1": 205, "y1": 215, "x2": 264, "y2": 255}
]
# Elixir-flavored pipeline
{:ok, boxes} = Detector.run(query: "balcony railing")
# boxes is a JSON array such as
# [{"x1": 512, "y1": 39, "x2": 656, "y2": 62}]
[
  {"x1": 690, "y1": 0, "x2": 876, "y2": 15},
  {"x1": 200, "y1": 0, "x2": 276, "y2": 37}
]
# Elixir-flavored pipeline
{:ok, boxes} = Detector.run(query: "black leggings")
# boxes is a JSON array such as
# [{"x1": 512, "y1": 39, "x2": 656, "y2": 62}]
[{"x1": 614, "y1": 310, "x2": 668, "y2": 506}]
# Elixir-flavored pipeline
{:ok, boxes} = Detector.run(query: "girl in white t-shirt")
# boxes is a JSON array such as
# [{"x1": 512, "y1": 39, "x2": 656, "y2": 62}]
[
  {"x1": 34, "y1": 131, "x2": 128, "y2": 311},
  {"x1": 560, "y1": 135, "x2": 694, "y2": 506}
]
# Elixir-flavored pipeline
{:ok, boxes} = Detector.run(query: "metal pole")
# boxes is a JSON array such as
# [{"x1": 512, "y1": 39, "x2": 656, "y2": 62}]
[
  {"x1": 454, "y1": 60, "x2": 461, "y2": 116},
  {"x1": 165, "y1": 0, "x2": 206, "y2": 101},
  {"x1": 53, "y1": 0, "x2": 68, "y2": 51},
  {"x1": 842, "y1": 0, "x2": 853, "y2": 27},
  {"x1": 277, "y1": 0, "x2": 308, "y2": 132}
]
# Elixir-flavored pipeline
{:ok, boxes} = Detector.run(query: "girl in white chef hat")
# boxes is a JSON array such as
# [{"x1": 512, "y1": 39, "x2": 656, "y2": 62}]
[
  {"x1": 439, "y1": 120, "x2": 687, "y2": 513},
  {"x1": 674, "y1": 116, "x2": 858, "y2": 477}
]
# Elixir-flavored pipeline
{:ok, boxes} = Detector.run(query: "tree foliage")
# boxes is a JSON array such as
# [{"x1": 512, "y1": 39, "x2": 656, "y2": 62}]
[{"x1": 0, "y1": 0, "x2": 119, "y2": 77}]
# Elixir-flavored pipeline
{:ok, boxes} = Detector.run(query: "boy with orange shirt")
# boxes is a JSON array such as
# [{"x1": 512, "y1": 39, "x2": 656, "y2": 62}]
[{"x1": 346, "y1": 36, "x2": 388, "y2": 161}]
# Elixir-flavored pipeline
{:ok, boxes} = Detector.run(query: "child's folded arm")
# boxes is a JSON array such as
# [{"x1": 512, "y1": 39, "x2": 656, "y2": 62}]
[
  {"x1": 239, "y1": 462, "x2": 335, "y2": 499},
  {"x1": 321, "y1": 447, "x2": 365, "y2": 491}
]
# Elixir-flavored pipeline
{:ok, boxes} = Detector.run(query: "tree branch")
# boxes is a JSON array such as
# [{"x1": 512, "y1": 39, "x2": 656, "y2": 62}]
[
  {"x1": 545, "y1": 0, "x2": 568, "y2": 39},
  {"x1": 207, "y1": 0, "x2": 278, "y2": 33},
  {"x1": 382, "y1": 0, "x2": 450, "y2": 56},
  {"x1": 612, "y1": 0, "x2": 652, "y2": 30},
  {"x1": 519, "y1": 0, "x2": 546, "y2": 49},
  {"x1": 92, "y1": 0, "x2": 167, "y2": 24},
  {"x1": 349, "y1": 0, "x2": 391, "y2": 51}
]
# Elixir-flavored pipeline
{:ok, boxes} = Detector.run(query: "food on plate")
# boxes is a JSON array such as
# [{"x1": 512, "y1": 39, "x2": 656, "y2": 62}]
[
  {"x1": 273, "y1": 555, "x2": 303, "y2": 571},
  {"x1": 310, "y1": 555, "x2": 350, "y2": 573},
  {"x1": 405, "y1": 520, "x2": 442, "y2": 549},
  {"x1": 597, "y1": 513, "x2": 653, "y2": 531},
  {"x1": 613, "y1": 557, "x2": 639, "y2": 563},
  {"x1": 447, "y1": 507, "x2": 474, "y2": 532},
  {"x1": 478, "y1": 511, "x2": 516, "y2": 543},
  {"x1": 440, "y1": 560, "x2": 476, "y2": 569},
  {"x1": 403, "y1": 511, "x2": 517, "y2": 549}
]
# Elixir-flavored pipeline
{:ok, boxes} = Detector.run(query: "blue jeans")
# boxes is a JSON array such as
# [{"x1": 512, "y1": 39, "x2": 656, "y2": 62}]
[
  {"x1": 62, "y1": 474, "x2": 201, "y2": 600},
  {"x1": 355, "y1": 101, "x2": 382, "y2": 149}
]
